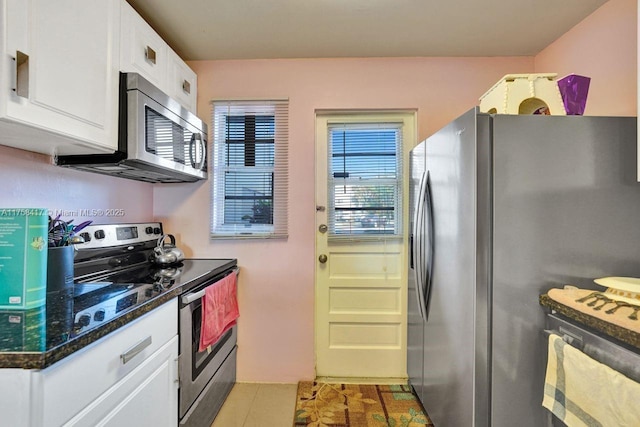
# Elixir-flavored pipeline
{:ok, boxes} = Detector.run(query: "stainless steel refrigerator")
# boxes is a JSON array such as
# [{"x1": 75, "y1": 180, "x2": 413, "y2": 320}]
[{"x1": 408, "y1": 107, "x2": 640, "y2": 427}]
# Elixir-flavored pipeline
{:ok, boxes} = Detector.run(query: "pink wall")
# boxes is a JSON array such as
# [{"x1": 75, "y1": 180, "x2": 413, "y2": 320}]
[
  {"x1": 0, "y1": 0, "x2": 633, "y2": 386},
  {"x1": 535, "y1": 0, "x2": 637, "y2": 116},
  {"x1": 157, "y1": 0, "x2": 638, "y2": 379},
  {"x1": 154, "y1": 56, "x2": 535, "y2": 382},
  {"x1": 0, "y1": 144, "x2": 153, "y2": 224}
]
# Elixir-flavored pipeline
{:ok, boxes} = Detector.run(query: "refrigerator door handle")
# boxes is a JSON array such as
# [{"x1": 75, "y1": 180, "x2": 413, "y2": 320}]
[
  {"x1": 413, "y1": 170, "x2": 427, "y2": 320},
  {"x1": 423, "y1": 171, "x2": 435, "y2": 320}
]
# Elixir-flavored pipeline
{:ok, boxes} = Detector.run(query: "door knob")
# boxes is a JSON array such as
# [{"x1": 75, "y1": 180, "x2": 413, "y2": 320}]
[
  {"x1": 318, "y1": 254, "x2": 328, "y2": 264},
  {"x1": 318, "y1": 224, "x2": 328, "y2": 233}
]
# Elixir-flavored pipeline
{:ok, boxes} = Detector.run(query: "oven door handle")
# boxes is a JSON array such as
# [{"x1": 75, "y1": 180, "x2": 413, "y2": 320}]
[
  {"x1": 181, "y1": 267, "x2": 239, "y2": 305},
  {"x1": 544, "y1": 328, "x2": 585, "y2": 351}
]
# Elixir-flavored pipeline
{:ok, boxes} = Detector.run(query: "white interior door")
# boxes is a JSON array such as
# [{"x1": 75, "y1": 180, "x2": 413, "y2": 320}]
[{"x1": 315, "y1": 111, "x2": 416, "y2": 380}]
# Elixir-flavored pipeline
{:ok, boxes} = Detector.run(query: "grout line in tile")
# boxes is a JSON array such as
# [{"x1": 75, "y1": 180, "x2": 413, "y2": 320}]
[{"x1": 240, "y1": 384, "x2": 261, "y2": 427}]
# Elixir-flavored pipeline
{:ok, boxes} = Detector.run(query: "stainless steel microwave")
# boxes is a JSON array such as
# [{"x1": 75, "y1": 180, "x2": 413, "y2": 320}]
[{"x1": 56, "y1": 73, "x2": 207, "y2": 183}]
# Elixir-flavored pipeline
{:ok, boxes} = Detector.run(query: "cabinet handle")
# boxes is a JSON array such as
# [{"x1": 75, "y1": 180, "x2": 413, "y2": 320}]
[
  {"x1": 13, "y1": 51, "x2": 29, "y2": 98},
  {"x1": 145, "y1": 46, "x2": 157, "y2": 65},
  {"x1": 120, "y1": 336, "x2": 152, "y2": 364},
  {"x1": 182, "y1": 80, "x2": 191, "y2": 94}
]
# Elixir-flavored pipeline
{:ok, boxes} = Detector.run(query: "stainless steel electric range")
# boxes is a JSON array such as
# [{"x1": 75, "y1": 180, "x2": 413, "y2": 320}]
[{"x1": 69, "y1": 222, "x2": 238, "y2": 427}]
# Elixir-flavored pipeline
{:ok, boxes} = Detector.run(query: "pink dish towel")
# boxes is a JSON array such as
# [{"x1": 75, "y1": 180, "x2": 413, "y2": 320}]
[{"x1": 198, "y1": 270, "x2": 239, "y2": 352}]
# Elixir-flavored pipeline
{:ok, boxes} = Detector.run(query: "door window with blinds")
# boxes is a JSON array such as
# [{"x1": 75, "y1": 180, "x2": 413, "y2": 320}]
[
  {"x1": 210, "y1": 100, "x2": 288, "y2": 238},
  {"x1": 328, "y1": 122, "x2": 403, "y2": 238}
]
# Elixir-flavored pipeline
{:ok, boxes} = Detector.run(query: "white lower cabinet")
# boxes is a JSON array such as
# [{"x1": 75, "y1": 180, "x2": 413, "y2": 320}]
[
  {"x1": 63, "y1": 336, "x2": 178, "y2": 427},
  {"x1": 0, "y1": 299, "x2": 178, "y2": 427}
]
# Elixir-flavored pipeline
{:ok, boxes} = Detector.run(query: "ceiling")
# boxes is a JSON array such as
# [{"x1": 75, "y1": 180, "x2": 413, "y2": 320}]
[{"x1": 125, "y1": 0, "x2": 608, "y2": 61}]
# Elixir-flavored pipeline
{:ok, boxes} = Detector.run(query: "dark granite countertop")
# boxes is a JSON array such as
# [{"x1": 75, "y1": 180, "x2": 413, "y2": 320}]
[
  {"x1": 540, "y1": 293, "x2": 640, "y2": 351},
  {"x1": 0, "y1": 285, "x2": 181, "y2": 370},
  {"x1": 0, "y1": 258, "x2": 237, "y2": 370}
]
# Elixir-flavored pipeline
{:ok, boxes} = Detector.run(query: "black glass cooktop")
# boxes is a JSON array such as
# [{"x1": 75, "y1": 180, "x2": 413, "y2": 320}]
[{"x1": 0, "y1": 259, "x2": 236, "y2": 353}]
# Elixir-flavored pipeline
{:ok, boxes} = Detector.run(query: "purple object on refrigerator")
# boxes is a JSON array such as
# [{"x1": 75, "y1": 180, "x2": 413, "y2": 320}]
[{"x1": 557, "y1": 74, "x2": 591, "y2": 115}]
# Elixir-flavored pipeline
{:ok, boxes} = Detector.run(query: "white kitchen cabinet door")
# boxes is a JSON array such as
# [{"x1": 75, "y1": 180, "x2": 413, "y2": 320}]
[
  {"x1": 120, "y1": 0, "x2": 167, "y2": 91},
  {"x1": 0, "y1": 0, "x2": 120, "y2": 155},
  {"x1": 63, "y1": 337, "x2": 179, "y2": 427},
  {"x1": 120, "y1": 1, "x2": 198, "y2": 115},
  {"x1": 39, "y1": 300, "x2": 177, "y2": 427},
  {"x1": 0, "y1": 300, "x2": 178, "y2": 427},
  {"x1": 167, "y1": 48, "x2": 198, "y2": 113},
  {"x1": 0, "y1": 369, "x2": 33, "y2": 427}
]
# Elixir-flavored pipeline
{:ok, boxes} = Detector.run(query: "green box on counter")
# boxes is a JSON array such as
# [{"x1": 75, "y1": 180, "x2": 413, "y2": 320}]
[
  {"x1": 0, "y1": 306, "x2": 46, "y2": 352},
  {"x1": 0, "y1": 208, "x2": 48, "y2": 309}
]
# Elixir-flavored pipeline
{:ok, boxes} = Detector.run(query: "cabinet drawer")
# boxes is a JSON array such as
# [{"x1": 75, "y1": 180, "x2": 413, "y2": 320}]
[
  {"x1": 38, "y1": 299, "x2": 177, "y2": 427},
  {"x1": 63, "y1": 336, "x2": 178, "y2": 427}
]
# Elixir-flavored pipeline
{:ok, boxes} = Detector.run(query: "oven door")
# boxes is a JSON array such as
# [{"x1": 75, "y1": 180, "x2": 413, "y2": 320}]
[{"x1": 178, "y1": 276, "x2": 237, "y2": 419}]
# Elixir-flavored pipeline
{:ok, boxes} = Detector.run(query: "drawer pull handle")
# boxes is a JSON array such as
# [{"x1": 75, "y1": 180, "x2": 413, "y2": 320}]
[
  {"x1": 145, "y1": 46, "x2": 157, "y2": 64},
  {"x1": 13, "y1": 51, "x2": 29, "y2": 98},
  {"x1": 182, "y1": 80, "x2": 191, "y2": 94},
  {"x1": 121, "y1": 336, "x2": 152, "y2": 364}
]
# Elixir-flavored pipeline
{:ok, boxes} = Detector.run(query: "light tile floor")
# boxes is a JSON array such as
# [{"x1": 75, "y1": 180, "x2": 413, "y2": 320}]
[{"x1": 211, "y1": 383, "x2": 298, "y2": 427}]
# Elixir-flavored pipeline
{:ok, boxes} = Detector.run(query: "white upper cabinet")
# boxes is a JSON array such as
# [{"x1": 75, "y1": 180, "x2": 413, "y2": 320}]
[
  {"x1": 120, "y1": 1, "x2": 198, "y2": 113},
  {"x1": 120, "y1": 1, "x2": 167, "y2": 91},
  {"x1": 0, "y1": 0, "x2": 120, "y2": 155},
  {"x1": 0, "y1": 0, "x2": 197, "y2": 157},
  {"x1": 167, "y1": 48, "x2": 198, "y2": 113}
]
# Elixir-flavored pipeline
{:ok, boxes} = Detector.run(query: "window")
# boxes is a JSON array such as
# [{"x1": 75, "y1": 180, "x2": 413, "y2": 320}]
[
  {"x1": 211, "y1": 100, "x2": 288, "y2": 238},
  {"x1": 328, "y1": 122, "x2": 403, "y2": 238}
]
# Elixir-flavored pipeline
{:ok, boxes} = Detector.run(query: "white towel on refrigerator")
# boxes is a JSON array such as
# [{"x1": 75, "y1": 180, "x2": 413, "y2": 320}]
[{"x1": 543, "y1": 333, "x2": 640, "y2": 427}]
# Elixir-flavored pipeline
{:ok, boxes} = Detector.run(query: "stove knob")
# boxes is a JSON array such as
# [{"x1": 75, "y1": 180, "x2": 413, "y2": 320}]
[
  {"x1": 145, "y1": 226, "x2": 153, "y2": 235},
  {"x1": 77, "y1": 314, "x2": 91, "y2": 327},
  {"x1": 80, "y1": 232, "x2": 91, "y2": 242},
  {"x1": 94, "y1": 230, "x2": 105, "y2": 239},
  {"x1": 153, "y1": 227, "x2": 161, "y2": 235},
  {"x1": 94, "y1": 309, "x2": 105, "y2": 322}
]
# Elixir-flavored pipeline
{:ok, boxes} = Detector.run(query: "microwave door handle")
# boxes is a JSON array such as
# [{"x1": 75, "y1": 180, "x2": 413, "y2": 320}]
[
  {"x1": 189, "y1": 133, "x2": 206, "y2": 170},
  {"x1": 199, "y1": 136, "x2": 207, "y2": 170}
]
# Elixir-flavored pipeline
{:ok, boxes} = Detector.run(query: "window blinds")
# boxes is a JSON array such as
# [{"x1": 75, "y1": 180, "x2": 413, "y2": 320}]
[
  {"x1": 211, "y1": 100, "x2": 288, "y2": 238},
  {"x1": 327, "y1": 122, "x2": 403, "y2": 238}
]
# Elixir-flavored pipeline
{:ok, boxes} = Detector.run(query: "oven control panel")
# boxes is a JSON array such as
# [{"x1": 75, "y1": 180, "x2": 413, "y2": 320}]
[{"x1": 73, "y1": 222, "x2": 163, "y2": 250}]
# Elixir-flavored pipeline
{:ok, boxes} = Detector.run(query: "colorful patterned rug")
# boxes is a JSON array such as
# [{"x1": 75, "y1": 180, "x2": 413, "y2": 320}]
[{"x1": 293, "y1": 381, "x2": 434, "y2": 427}]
